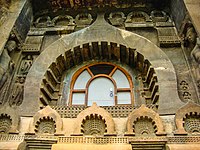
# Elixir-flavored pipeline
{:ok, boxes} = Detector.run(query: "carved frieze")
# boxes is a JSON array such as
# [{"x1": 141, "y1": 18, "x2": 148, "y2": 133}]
[
  {"x1": 156, "y1": 27, "x2": 181, "y2": 47},
  {"x1": 22, "y1": 36, "x2": 44, "y2": 53}
]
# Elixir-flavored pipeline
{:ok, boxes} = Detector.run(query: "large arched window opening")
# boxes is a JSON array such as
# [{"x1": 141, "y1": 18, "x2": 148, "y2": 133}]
[{"x1": 69, "y1": 62, "x2": 134, "y2": 106}]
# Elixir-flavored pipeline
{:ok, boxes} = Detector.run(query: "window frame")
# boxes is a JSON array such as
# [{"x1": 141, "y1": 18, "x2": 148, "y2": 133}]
[{"x1": 69, "y1": 62, "x2": 134, "y2": 106}]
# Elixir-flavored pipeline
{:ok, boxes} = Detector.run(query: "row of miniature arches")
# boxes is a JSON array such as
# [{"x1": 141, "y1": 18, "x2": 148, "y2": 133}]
[
  {"x1": 108, "y1": 10, "x2": 170, "y2": 23},
  {"x1": 34, "y1": 10, "x2": 169, "y2": 28},
  {"x1": 0, "y1": 102, "x2": 199, "y2": 135}
]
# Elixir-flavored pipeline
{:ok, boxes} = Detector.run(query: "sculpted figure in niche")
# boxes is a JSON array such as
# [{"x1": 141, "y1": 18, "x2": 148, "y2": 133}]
[
  {"x1": 185, "y1": 26, "x2": 197, "y2": 49},
  {"x1": 0, "y1": 60, "x2": 15, "y2": 105},
  {"x1": 191, "y1": 38, "x2": 200, "y2": 87},
  {"x1": 5, "y1": 40, "x2": 17, "y2": 53},
  {"x1": 20, "y1": 55, "x2": 33, "y2": 75},
  {"x1": 9, "y1": 77, "x2": 25, "y2": 106}
]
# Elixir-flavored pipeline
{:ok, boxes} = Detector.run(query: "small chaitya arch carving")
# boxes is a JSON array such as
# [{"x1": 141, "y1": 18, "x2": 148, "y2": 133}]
[
  {"x1": 35, "y1": 116, "x2": 56, "y2": 135},
  {"x1": 35, "y1": 16, "x2": 51, "y2": 28},
  {"x1": 125, "y1": 11, "x2": 151, "y2": 23},
  {"x1": 133, "y1": 116, "x2": 158, "y2": 136},
  {"x1": 81, "y1": 114, "x2": 107, "y2": 136},
  {"x1": 175, "y1": 101, "x2": 200, "y2": 135},
  {"x1": 150, "y1": 10, "x2": 168, "y2": 22},
  {"x1": 52, "y1": 15, "x2": 75, "y2": 26},
  {"x1": 0, "y1": 107, "x2": 19, "y2": 133},
  {"x1": 75, "y1": 13, "x2": 93, "y2": 26},
  {"x1": 73, "y1": 103, "x2": 115, "y2": 135},
  {"x1": 108, "y1": 12, "x2": 126, "y2": 26},
  {"x1": 0, "y1": 114, "x2": 12, "y2": 134},
  {"x1": 127, "y1": 104, "x2": 165, "y2": 135},
  {"x1": 30, "y1": 106, "x2": 63, "y2": 134}
]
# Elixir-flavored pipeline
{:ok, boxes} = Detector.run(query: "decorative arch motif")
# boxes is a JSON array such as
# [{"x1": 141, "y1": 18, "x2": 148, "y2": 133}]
[
  {"x1": 52, "y1": 15, "x2": 75, "y2": 26},
  {"x1": 125, "y1": 11, "x2": 151, "y2": 23},
  {"x1": 75, "y1": 13, "x2": 93, "y2": 26},
  {"x1": 175, "y1": 101, "x2": 200, "y2": 135},
  {"x1": 81, "y1": 114, "x2": 107, "y2": 136},
  {"x1": 22, "y1": 15, "x2": 183, "y2": 115},
  {"x1": 35, "y1": 116, "x2": 56, "y2": 134},
  {"x1": 73, "y1": 103, "x2": 115, "y2": 135},
  {"x1": 0, "y1": 107, "x2": 19, "y2": 133},
  {"x1": 127, "y1": 104, "x2": 165, "y2": 135},
  {"x1": 30, "y1": 106, "x2": 63, "y2": 134},
  {"x1": 0, "y1": 114, "x2": 12, "y2": 134},
  {"x1": 35, "y1": 16, "x2": 51, "y2": 28},
  {"x1": 150, "y1": 10, "x2": 168, "y2": 22},
  {"x1": 133, "y1": 116, "x2": 158, "y2": 136},
  {"x1": 108, "y1": 12, "x2": 126, "y2": 26},
  {"x1": 38, "y1": 43, "x2": 159, "y2": 109}
]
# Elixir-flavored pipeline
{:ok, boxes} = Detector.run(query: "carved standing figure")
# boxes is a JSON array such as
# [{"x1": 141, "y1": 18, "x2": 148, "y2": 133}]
[
  {"x1": 20, "y1": 55, "x2": 33, "y2": 75},
  {"x1": 191, "y1": 38, "x2": 200, "y2": 87},
  {"x1": 0, "y1": 60, "x2": 15, "y2": 105},
  {"x1": 9, "y1": 77, "x2": 25, "y2": 106}
]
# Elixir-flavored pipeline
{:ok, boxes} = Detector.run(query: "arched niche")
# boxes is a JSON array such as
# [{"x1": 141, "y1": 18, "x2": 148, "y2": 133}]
[
  {"x1": 29, "y1": 106, "x2": 63, "y2": 135},
  {"x1": 20, "y1": 14, "x2": 184, "y2": 116},
  {"x1": 127, "y1": 104, "x2": 165, "y2": 135},
  {"x1": 0, "y1": 106, "x2": 19, "y2": 133},
  {"x1": 73, "y1": 103, "x2": 115, "y2": 135},
  {"x1": 175, "y1": 101, "x2": 200, "y2": 135}
]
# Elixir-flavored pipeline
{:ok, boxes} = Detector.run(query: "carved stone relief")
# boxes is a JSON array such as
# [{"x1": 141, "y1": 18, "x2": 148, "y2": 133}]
[
  {"x1": 175, "y1": 101, "x2": 200, "y2": 135},
  {"x1": 52, "y1": 15, "x2": 75, "y2": 27},
  {"x1": 108, "y1": 12, "x2": 125, "y2": 27},
  {"x1": 150, "y1": 10, "x2": 168, "y2": 22},
  {"x1": 0, "y1": 59, "x2": 14, "y2": 106},
  {"x1": 179, "y1": 80, "x2": 191, "y2": 101},
  {"x1": 74, "y1": 103, "x2": 115, "y2": 135},
  {"x1": 75, "y1": 13, "x2": 93, "y2": 30},
  {"x1": 156, "y1": 27, "x2": 181, "y2": 47},
  {"x1": 81, "y1": 114, "x2": 107, "y2": 136},
  {"x1": 127, "y1": 105, "x2": 165, "y2": 135},
  {"x1": 35, "y1": 117, "x2": 56, "y2": 135},
  {"x1": 18, "y1": 55, "x2": 33, "y2": 76},
  {"x1": 183, "y1": 113, "x2": 200, "y2": 134},
  {"x1": 35, "y1": 16, "x2": 52, "y2": 28},
  {"x1": 125, "y1": 11, "x2": 152, "y2": 28},
  {"x1": 191, "y1": 38, "x2": 200, "y2": 88},
  {"x1": 9, "y1": 77, "x2": 25, "y2": 107},
  {"x1": 0, "y1": 114, "x2": 11, "y2": 134},
  {"x1": 30, "y1": 106, "x2": 63, "y2": 135},
  {"x1": 22, "y1": 36, "x2": 44, "y2": 54},
  {"x1": 134, "y1": 116, "x2": 157, "y2": 136}
]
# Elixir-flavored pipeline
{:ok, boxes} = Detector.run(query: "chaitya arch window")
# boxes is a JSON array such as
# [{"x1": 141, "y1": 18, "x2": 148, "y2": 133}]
[{"x1": 69, "y1": 62, "x2": 134, "y2": 106}]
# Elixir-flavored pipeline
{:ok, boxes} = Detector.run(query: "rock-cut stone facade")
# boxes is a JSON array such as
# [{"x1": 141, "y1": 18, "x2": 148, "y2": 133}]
[{"x1": 0, "y1": 0, "x2": 200, "y2": 149}]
